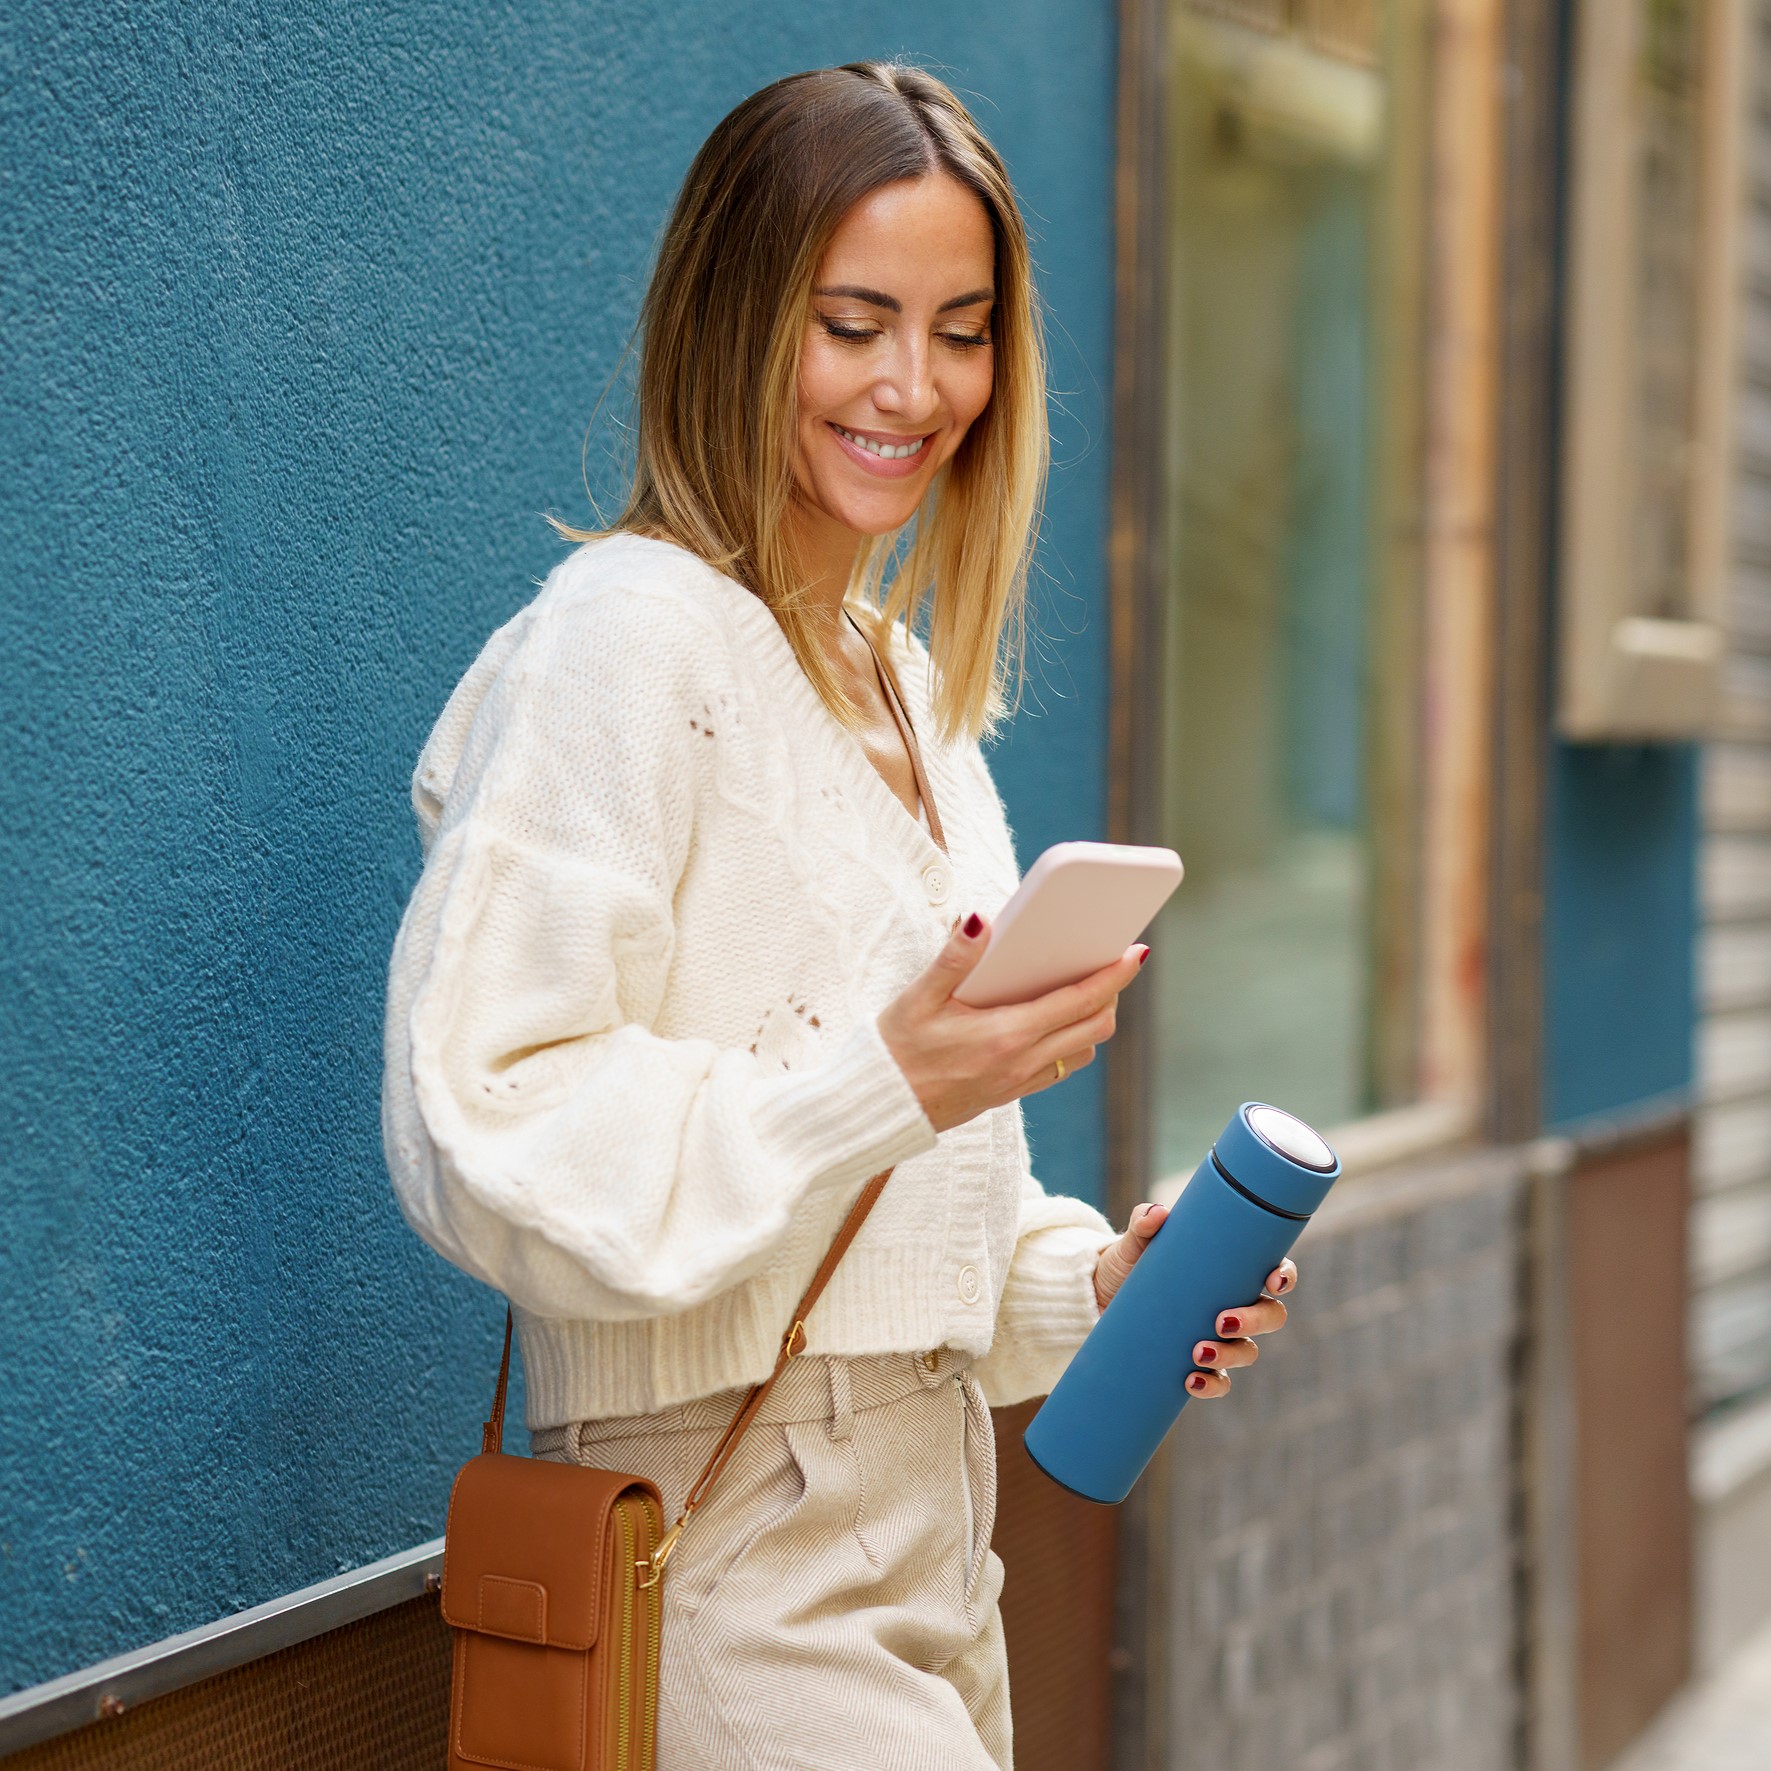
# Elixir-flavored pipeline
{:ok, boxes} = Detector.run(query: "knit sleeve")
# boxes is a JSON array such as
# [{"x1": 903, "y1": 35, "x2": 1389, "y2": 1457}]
[
  {"x1": 381, "y1": 579, "x2": 938, "y2": 1323},
  {"x1": 971, "y1": 1112, "x2": 1118, "y2": 1409}
]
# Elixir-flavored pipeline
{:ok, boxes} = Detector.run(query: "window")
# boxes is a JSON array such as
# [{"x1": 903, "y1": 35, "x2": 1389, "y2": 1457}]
[{"x1": 1147, "y1": 0, "x2": 1487, "y2": 1177}]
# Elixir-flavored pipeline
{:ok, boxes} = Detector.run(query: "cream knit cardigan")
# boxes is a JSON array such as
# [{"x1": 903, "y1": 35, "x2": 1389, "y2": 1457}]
[{"x1": 382, "y1": 533, "x2": 1115, "y2": 1429}]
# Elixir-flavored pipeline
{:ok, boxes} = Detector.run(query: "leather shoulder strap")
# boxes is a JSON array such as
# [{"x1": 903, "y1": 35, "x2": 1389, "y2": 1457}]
[
  {"x1": 847, "y1": 609, "x2": 948, "y2": 856},
  {"x1": 675, "y1": 1162, "x2": 891, "y2": 1518},
  {"x1": 481, "y1": 1308, "x2": 514, "y2": 1456},
  {"x1": 483, "y1": 1161, "x2": 899, "y2": 1582}
]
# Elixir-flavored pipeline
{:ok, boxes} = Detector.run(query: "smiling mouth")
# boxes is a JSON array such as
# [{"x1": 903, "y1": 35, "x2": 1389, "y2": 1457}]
[{"x1": 831, "y1": 423, "x2": 929, "y2": 461}]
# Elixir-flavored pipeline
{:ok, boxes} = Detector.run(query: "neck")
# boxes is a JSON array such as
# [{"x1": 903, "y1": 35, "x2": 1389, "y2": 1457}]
[{"x1": 784, "y1": 496, "x2": 866, "y2": 639}]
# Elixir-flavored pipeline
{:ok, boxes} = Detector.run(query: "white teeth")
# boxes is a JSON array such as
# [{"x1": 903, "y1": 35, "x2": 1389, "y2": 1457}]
[{"x1": 836, "y1": 425, "x2": 926, "y2": 461}]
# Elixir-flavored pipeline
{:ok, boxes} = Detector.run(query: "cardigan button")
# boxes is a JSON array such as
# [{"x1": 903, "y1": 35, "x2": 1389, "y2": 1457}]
[
  {"x1": 956, "y1": 1264, "x2": 982, "y2": 1305},
  {"x1": 922, "y1": 863, "x2": 951, "y2": 905}
]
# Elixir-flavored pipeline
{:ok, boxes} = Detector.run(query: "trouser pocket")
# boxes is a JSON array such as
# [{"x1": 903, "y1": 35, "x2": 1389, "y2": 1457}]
[
  {"x1": 691, "y1": 1422, "x2": 812, "y2": 1611},
  {"x1": 957, "y1": 1371, "x2": 998, "y2": 1613}
]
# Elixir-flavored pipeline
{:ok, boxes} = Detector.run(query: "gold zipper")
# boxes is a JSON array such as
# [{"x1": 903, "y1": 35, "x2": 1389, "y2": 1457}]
[
  {"x1": 615, "y1": 1502, "x2": 637, "y2": 1769},
  {"x1": 641, "y1": 1495, "x2": 663, "y2": 1768}
]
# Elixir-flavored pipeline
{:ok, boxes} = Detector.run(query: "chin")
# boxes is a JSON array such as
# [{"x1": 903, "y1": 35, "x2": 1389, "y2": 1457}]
[
  {"x1": 839, "y1": 500, "x2": 926, "y2": 538},
  {"x1": 813, "y1": 481, "x2": 930, "y2": 539}
]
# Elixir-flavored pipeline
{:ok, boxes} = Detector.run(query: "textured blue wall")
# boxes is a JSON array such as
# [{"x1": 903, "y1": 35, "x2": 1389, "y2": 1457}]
[
  {"x1": 0, "y1": 2, "x2": 1116, "y2": 1693},
  {"x1": 1542, "y1": 743, "x2": 1699, "y2": 1128}
]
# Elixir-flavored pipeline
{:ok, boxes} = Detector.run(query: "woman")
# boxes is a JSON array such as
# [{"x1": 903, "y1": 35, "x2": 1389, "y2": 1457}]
[{"x1": 383, "y1": 61, "x2": 1295, "y2": 1769}]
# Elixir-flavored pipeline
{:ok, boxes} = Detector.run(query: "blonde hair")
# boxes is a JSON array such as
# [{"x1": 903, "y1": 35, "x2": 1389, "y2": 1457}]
[{"x1": 551, "y1": 61, "x2": 1049, "y2": 745}]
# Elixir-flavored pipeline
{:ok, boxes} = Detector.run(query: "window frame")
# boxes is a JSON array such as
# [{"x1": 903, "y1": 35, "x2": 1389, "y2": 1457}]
[{"x1": 1107, "y1": 0, "x2": 1507, "y2": 1202}]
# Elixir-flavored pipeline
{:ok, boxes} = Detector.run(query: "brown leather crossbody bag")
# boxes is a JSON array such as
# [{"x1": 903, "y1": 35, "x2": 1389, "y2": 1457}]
[{"x1": 439, "y1": 614, "x2": 946, "y2": 1771}]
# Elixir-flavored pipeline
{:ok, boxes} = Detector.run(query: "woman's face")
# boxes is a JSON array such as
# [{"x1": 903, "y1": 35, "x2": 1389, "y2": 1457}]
[{"x1": 792, "y1": 172, "x2": 997, "y2": 547}]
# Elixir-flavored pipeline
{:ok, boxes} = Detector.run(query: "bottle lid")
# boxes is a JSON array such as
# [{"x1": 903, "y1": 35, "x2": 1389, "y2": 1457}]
[{"x1": 1212, "y1": 1103, "x2": 1341, "y2": 1218}]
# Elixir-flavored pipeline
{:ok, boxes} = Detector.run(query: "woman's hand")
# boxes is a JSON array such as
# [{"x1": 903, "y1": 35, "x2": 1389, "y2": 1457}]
[
  {"x1": 877, "y1": 911, "x2": 1148, "y2": 1135},
  {"x1": 1093, "y1": 1201, "x2": 1298, "y2": 1400}
]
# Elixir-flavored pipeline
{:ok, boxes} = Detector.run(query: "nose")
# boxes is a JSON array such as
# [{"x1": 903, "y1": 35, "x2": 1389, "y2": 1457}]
[{"x1": 871, "y1": 334, "x2": 939, "y2": 426}]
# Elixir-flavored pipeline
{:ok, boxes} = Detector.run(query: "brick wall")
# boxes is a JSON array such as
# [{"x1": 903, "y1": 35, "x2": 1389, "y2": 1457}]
[{"x1": 1155, "y1": 1150, "x2": 1527, "y2": 1771}]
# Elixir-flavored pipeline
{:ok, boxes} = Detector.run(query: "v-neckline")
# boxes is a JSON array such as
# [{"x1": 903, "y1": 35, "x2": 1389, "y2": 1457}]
[{"x1": 818, "y1": 606, "x2": 949, "y2": 865}]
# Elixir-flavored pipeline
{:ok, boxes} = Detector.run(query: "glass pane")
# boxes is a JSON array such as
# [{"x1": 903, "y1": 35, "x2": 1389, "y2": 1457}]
[{"x1": 1151, "y1": 4, "x2": 1423, "y2": 1177}]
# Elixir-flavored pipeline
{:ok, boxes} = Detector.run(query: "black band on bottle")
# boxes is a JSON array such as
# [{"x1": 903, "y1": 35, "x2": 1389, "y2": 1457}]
[{"x1": 1210, "y1": 1151, "x2": 1313, "y2": 1221}]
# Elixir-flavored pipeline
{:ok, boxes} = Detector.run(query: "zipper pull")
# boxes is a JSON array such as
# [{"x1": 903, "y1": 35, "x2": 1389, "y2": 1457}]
[{"x1": 637, "y1": 1517, "x2": 685, "y2": 1590}]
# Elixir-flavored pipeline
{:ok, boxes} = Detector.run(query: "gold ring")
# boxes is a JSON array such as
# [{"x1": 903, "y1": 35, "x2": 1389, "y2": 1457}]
[{"x1": 1053, "y1": 1055, "x2": 1068, "y2": 1083}]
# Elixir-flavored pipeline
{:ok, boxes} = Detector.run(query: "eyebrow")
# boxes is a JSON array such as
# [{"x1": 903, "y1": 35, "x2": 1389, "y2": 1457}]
[{"x1": 814, "y1": 284, "x2": 995, "y2": 314}]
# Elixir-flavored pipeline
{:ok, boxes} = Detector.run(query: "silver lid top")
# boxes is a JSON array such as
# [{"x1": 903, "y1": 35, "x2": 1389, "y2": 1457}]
[{"x1": 1246, "y1": 1105, "x2": 1336, "y2": 1173}]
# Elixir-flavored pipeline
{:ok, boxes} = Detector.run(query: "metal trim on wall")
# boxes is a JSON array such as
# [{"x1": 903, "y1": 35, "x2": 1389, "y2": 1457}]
[
  {"x1": 0, "y1": 1539, "x2": 445, "y2": 1757},
  {"x1": 1485, "y1": 0, "x2": 1564, "y2": 1151},
  {"x1": 1104, "y1": 0, "x2": 1172, "y2": 1767}
]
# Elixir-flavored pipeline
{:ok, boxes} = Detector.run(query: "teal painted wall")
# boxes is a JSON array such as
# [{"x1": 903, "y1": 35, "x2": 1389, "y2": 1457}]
[
  {"x1": 0, "y1": 3, "x2": 1116, "y2": 1693},
  {"x1": 1542, "y1": 743, "x2": 1699, "y2": 1129}
]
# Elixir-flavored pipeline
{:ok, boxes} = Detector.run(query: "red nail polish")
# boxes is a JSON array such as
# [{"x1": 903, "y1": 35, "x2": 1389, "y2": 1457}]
[
  {"x1": 1197, "y1": 1345, "x2": 1217, "y2": 1364},
  {"x1": 1188, "y1": 1374, "x2": 1207, "y2": 1392},
  {"x1": 1137, "y1": 946, "x2": 1151, "y2": 967},
  {"x1": 1220, "y1": 1314, "x2": 1241, "y2": 1335},
  {"x1": 963, "y1": 912, "x2": 983, "y2": 938}
]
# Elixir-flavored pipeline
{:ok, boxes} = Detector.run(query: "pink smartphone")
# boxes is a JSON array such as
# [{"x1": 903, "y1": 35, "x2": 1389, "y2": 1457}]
[{"x1": 952, "y1": 841, "x2": 1184, "y2": 1009}]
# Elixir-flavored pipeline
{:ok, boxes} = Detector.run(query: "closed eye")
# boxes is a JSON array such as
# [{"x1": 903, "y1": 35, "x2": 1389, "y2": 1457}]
[{"x1": 821, "y1": 319, "x2": 991, "y2": 350}]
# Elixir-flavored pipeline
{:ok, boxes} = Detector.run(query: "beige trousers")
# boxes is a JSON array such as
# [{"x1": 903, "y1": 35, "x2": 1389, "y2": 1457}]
[{"x1": 531, "y1": 1349, "x2": 1011, "y2": 1770}]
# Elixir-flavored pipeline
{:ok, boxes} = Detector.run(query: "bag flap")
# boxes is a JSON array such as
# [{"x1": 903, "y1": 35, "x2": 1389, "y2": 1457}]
[{"x1": 441, "y1": 1453, "x2": 659, "y2": 1652}]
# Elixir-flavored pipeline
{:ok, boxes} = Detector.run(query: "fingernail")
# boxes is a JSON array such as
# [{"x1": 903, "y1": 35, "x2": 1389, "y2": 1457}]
[
  {"x1": 1220, "y1": 1314, "x2": 1241, "y2": 1335},
  {"x1": 1188, "y1": 1374, "x2": 1209, "y2": 1393},
  {"x1": 962, "y1": 912, "x2": 983, "y2": 938},
  {"x1": 1137, "y1": 945, "x2": 1151, "y2": 967},
  {"x1": 1276, "y1": 1275, "x2": 1294, "y2": 1294},
  {"x1": 1195, "y1": 1344, "x2": 1218, "y2": 1364}
]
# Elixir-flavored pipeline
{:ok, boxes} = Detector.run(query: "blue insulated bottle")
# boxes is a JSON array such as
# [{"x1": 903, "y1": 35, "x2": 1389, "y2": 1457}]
[{"x1": 1023, "y1": 1103, "x2": 1340, "y2": 1504}]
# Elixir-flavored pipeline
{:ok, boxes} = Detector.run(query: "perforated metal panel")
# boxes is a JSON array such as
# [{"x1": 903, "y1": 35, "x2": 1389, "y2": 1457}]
[{"x1": 1, "y1": 1597, "x2": 450, "y2": 1771}]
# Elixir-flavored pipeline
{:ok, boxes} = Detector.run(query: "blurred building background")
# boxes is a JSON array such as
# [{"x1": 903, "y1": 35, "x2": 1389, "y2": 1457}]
[{"x1": 2, "y1": 2, "x2": 1767, "y2": 1770}]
